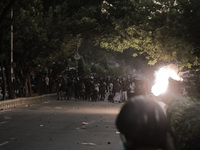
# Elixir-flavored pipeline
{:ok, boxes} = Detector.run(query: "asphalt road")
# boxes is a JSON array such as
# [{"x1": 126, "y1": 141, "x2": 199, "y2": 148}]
[{"x1": 0, "y1": 98, "x2": 123, "y2": 150}]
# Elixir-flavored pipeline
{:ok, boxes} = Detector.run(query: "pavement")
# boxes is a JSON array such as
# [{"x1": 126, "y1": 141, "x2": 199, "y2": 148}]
[{"x1": 0, "y1": 97, "x2": 123, "y2": 150}]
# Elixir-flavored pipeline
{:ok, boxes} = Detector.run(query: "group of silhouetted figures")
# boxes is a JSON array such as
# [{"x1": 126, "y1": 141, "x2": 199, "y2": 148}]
[
  {"x1": 55, "y1": 75, "x2": 176, "y2": 150},
  {"x1": 55, "y1": 75, "x2": 149, "y2": 101}
]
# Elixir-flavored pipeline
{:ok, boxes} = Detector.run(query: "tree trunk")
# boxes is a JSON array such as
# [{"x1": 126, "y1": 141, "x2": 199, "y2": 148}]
[
  {"x1": 0, "y1": 29, "x2": 6, "y2": 100},
  {"x1": 0, "y1": 62, "x2": 7, "y2": 100},
  {"x1": 36, "y1": 72, "x2": 44, "y2": 95},
  {"x1": 23, "y1": 71, "x2": 32, "y2": 97},
  {"x1": 24, "y1": 76, "x2": 29, "y2": 97},
  {"x1": 4, "y1": 58, "x2": 16, "y2": 99},
  {"x1": 0, "y1": 0, "x2": 18, "y2": 100},
  {"x1": 28, "y1": 74, "x2": 32, "y2": 96}
]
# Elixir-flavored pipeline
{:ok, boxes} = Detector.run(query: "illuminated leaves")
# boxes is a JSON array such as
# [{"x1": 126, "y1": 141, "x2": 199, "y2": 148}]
[{"x1": 98, "y1": 0, "x2": 200, "y2": 69}]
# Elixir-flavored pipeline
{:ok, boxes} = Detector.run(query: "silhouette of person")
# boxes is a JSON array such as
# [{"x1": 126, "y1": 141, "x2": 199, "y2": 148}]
[{"x1": 116, "y1": 95, "x2": 176, "y2": 150}]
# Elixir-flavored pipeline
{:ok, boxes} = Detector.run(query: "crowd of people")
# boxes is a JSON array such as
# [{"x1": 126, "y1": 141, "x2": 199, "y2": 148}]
[
  {"x1": 53, "y1": 73, "x2": 176, "y2": 150},
  {"x1": 56, "y1": 75, "x2": 176, "y2": 149},
  {"x1": 55, "y1": 75, "x2": 149, "y2": 102}
]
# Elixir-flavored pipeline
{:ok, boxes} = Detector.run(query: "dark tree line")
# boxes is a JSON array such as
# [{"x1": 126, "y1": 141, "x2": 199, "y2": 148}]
[{"x1": 0, "y1": 0, "x2": 200, "y2": 100}]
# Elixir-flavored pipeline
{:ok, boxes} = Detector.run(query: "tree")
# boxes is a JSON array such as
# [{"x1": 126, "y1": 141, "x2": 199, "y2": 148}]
[
  {"x1": 0, "y1": 0, "x2": 18, "y2": 100},
  {"x1": 78, "y1": 57, "x2": 91, "y2": 77},
  {"x1": 2, "y1": 0, "x2": 200, "y2": 99},
  {"x1": 98, "y1": 0, "x2": 200, "y2": 69}
]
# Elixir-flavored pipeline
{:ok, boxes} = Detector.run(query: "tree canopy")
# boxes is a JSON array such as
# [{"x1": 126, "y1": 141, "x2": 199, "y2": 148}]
[
  {"x1": 98, "y1": 0, "x2": 200, "y2": 68},
  {"x1": 2, "y1": 0, "x2": 200, "y2": 72},
  {"x1": 1, "y1": 0, "x2": 200, "y2": 98}
]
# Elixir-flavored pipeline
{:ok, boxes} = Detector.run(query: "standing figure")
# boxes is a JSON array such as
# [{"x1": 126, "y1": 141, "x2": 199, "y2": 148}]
[
  {"x1": 92, "y1": 81, "x2": 100, "y2": 101},
  {"x1": 113, "y1": 79, "x2": 122, "y2": 103},
  {"x1": 100, "y1": 81, "x2": 107, "y2": 101},
  {"x1": 116, "y1": 96, "x2": 176, "y2": 150},
  {"x1": 56, "y1": 76, "x2": 65, "y2": 100},
  {"x1": 121, "y1": 79, "x2": 128, "y2": 102},
  {"x1": 129, "y1": 81, "x2": 135, "y2": 99},
  {"x1": 108, "y1": 81, "x2": 114, "y2": 101},
  {"x1": 79, "y1": 82, "x2": 86, "y2": 100},
  {"x1": 45, "y1": 75, "x2": 49, "y2": 94},
  {"x1": 65, "y1": 78, "x2": 73, "y2": 100}
]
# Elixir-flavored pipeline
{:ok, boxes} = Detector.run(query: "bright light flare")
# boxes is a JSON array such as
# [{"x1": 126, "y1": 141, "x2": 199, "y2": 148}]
[{"x1": 151, "y1": 66, "x2": 182, "y2": 96}]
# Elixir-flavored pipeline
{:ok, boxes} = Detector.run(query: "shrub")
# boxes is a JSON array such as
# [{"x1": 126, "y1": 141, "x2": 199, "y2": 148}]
[{"x1": 166, "y1": 96, "x2": 200, "y2": 150}]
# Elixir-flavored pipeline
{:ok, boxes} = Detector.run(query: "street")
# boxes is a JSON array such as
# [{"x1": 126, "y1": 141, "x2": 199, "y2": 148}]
[{"x1": 0, "y1": 98, "x2": 123, "y2": 150}]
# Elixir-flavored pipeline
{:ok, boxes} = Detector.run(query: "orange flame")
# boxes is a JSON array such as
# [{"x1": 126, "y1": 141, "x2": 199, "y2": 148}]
[{"x1": 151, "y1": 66, "x2": 182, "y2": 96}]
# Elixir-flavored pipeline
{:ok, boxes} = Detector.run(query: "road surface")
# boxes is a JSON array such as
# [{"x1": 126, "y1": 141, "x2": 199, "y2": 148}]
[{"x1": 0, "y1": 98, "x2": 123, "y2": 150}]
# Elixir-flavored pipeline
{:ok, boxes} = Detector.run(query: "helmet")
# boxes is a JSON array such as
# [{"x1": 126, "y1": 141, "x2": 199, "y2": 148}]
[{"x1": 116, "y1": 96, "x2": 169, "y2": 150}]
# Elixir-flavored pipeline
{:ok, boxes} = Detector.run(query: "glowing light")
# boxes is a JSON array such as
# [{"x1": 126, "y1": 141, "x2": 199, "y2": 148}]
[{"x1": 151, "y1": 66, "x2": 182, "y2": 96}]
